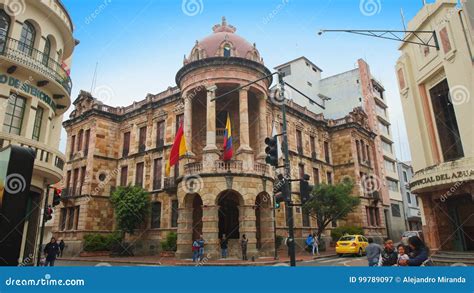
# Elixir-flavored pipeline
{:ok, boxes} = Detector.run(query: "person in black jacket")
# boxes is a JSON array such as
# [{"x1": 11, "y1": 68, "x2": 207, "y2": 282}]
[
  {"x1": 220, "y1": 234, "x2": 228, "y2": 259},
  {"x1": 44, "y1": 237, "x2": 60, "y2": 266},
  {"x1": 399, "y1": 236, "x2": 429, "y2": 266},
  {"x1": 379, "y1": 238, "x2": 398, "y2": 266}
]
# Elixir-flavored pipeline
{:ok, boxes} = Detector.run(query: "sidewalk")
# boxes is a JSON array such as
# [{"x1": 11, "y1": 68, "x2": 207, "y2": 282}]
[{"x1": 59, "y1": 248, "x2": 336, "y2": 266}]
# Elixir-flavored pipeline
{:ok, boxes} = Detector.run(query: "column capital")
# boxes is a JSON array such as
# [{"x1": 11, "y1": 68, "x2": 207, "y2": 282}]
[{"x1": 206, "y1": 85, "x2": 218, "y2": 92}]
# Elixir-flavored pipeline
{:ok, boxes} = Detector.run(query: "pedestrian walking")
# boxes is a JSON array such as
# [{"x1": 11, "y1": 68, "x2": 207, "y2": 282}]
[
  {"x1": 197, "y1": 235, "x2": 205, "y2": 261},
  {"x1": 365, "y1": 238, "x2": 382, "y2": 266},
  {"x1": 192, "y1": 238, "x2": 200, "y2": 262},
  {"x1": 43, "y1": 237, "x2": 60, "y2": 266},
  {"x1": 220, "y1": 234, "x2": 228, "y2": 259},
  {"x1": 305, "y1": 234, "x2": 313, "y2": 253},
  {"x1": 58, "y1": 240, "x2": 65, "y2": 257},
  {"x1": 312, "y1": 233, "x2": 320, "y2": 256},
  {"x1": 378, "y1": 238, "x2": 398, "y2": 266},
  {"x1": 398, "y1": 236, "x2": 429, "y2": 266},
  {"x1": 240, "y1": 234, "x2": 248, "y2": 261}
]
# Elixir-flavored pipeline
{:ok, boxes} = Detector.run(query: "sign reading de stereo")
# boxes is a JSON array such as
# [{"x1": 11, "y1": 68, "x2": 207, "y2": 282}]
[{"x1": 0, "y1": 73, "x2": 57, "y2": 111}]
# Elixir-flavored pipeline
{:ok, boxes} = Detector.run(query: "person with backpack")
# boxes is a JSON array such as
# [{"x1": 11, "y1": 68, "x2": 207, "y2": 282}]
[
  {"x1": 305, "y1": 234, "x2": 314, "y2": 253},
  {"x1": 192, "y1": 238, "x2": 200, "y2": 262}
]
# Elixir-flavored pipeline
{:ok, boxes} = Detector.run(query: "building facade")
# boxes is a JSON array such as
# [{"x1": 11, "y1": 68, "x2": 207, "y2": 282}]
[
  {"x1": 54, "y1": 18, "x2": 388, "y2": 258},
  {"x1": 397, "y1": 161, "x2": 422, "y2": 232},
  {"x1": 396, "y1": 0, "x2": 474, "y2": 253},
  {"x1": 0, "y1": 0, "x2": 75, "y2": 265}
]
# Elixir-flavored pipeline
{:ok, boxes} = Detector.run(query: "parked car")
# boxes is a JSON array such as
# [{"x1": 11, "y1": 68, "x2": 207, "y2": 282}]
[
  {"x1": 335, "y1": 235, "x2": 368, "y2": 257},
  {"x1": 401, "y1": 231, "x2": 424, "y2": 246}
]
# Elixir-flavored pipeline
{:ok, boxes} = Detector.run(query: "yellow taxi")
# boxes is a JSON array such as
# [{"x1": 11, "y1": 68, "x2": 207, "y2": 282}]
[{"x1": 335, "y1": 235, "x2": 369, "y2": 257}]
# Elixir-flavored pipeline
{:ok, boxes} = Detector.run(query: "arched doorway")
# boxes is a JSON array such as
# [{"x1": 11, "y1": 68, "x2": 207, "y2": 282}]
[
  {"x1": 217, "y1": 190, "x2": 242, "y2": 239},
  {"x1": 192, "y1": 195, "x2": 203, "y2": 241},
  {"x1": 255, "y1": 193, "x2": 272, "y2": 250}
]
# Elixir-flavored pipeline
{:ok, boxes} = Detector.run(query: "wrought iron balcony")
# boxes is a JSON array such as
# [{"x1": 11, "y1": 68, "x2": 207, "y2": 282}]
[
  {"x1": 0, "y1": 37, "x2": 72, "y2": 95},
  {"x1": 164, "y1": 177, "x2": 177, "y2": 191}
]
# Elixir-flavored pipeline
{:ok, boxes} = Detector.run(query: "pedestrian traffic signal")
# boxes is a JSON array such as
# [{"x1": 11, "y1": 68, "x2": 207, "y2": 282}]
[
  {"x1": 265, "y1": 137, "x2": 279, "y2": 167},
  {"x1": 52, "y1": 188, "x2": 61, "y2": 207},
  {"x1": 300, "y1": 174, "x2": 313, "y2": 205},
  {"x1": 44, "y1": 205, "x2": 53, "y2": 222}
]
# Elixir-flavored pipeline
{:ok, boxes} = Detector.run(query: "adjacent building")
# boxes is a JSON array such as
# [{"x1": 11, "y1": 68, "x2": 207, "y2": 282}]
[
  {"x1": 396, "y1": 0, "x2": 474, "y2": 253},
  {"x1": 397, "y1": 161, "x2": 422, "y2": 232},
  {"x1": 0, "y1": 0, "x2": 76, "y2": 265},
  {"x1": 54, "y1": 18, "x2": 389, "y2": 258}
]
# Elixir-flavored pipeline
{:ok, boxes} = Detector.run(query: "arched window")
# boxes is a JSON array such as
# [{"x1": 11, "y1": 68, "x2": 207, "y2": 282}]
[
  {"x1": 223, "y1": 44, "x2": 231, "y2": 57},
  {"x1": 42, "y1": 37, "x2": 51, "y2": 66},
  {"x1": 18, "y1": 21, "x2": 36, "y2": 56},
  {"x1": 0, "y1": 10, "x2": 10, "y2": 52}
]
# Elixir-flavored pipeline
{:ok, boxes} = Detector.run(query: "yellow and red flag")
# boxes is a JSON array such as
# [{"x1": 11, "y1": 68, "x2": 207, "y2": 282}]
[{"x1": 165, "y1": 122, "x2": 187, "y2": 176}]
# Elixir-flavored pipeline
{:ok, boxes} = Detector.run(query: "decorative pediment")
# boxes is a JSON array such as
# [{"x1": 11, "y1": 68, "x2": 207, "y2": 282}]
[
  {"x1": 173, "y1": 100, "x2": 185, "y2": 114},
  {"x1": 153, "y1": 109, "x2": 168, "y2": 122}
]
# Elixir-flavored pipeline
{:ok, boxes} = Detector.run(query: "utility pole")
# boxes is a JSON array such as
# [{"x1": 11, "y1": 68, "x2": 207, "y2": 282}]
[
  {"x1": 36, "y1": 185, "x2": 50, "y2": 266},
  {"x1": 278, "y1": 74, "x2": 296, "y2": 267}
]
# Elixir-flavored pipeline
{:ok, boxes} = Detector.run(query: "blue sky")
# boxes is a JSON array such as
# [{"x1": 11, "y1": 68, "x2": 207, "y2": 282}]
[{"x1": 60, "y1": 0, "x2": 438, "y2": 160}]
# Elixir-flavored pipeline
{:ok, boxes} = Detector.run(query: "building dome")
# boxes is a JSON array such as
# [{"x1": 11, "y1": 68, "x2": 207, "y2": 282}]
[{"x1": 184, "y1": 17, "x2": 263, "y2": 65}]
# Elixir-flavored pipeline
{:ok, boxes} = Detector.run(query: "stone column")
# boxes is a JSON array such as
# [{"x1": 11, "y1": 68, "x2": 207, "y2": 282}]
[
  {"x1": 257, "y1": 94, "x2": 268, "y2": 161},
  {"x1": 202, "y1": 205, "x2": 220, "y2": 259},
  {"x1": 258, "y1": 207, "x2": 275, "y2": 256},
  {"x1": 239, "y1": 205, "x2": 258, "y2": 258},
  {"x1": 203, "y1": 86, "x2": 219, "y2": 172},
  {"x1": 176, "y1": 207, "x2": 193, "y2": 259},
  {"x1": 237, "y1": 88, "x2": 254, "y2": 171},
  {"x1": 183, "y1": 96, "x2": 195, "y2": 158}
]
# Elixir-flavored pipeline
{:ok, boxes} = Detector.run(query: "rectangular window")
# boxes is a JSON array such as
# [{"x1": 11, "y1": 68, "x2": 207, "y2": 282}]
[
  {"x1": 312, "y1": 168, "x2": 319, "y2": 185},
  {"x1": 151, "y1": 202, "x2": 162, "y2": 229},
  {"x1": 310, "y1": 136, "x2": 316, "y2": 159},
  {"x1": 123, "y1": 132, "x2": 130, "y2": 157},
  {"x1": 70, "y1": 135, "x2": 76, "y2": 159},
  {"x1": 298, "y1": 164, "x2": 305, "y2": 179},
  {"x1": 366, "y1": 145, "x2": 371, "y2": 166},
  {"x1": 72, "y1": 168, "x2": 79, "y2": 193},
  {"x1": 138, "y1": 127, "x2": 147, "y2": 152},
  {"x1": 66, "y1": 170, "x2": 71, "y2": 189},
  {"x1": 327, "y1": 171, "x2": 333, "y2": 185},
  {"x1": 378, "y1": 121, "x2": 390, "y2": 136},
  {"x1": 135, "y1": 163, "x2": 144, "y2": 187},
  {"x1": 415, "y1": 196, "x2": 419, "y2": 207},
  {"x1": 387, "y1": 179, "x2": 399, "y2": 192},
  {"x1": 403, "y1": 171, "x2": 408, "y2": 182},
  {"x1": 3, "y1": 95, "x2": 26, "y2": 135},
  {"x1": 302, "y1": 211, "x2": 310, "y2": 227},
  {"x1": 391, "y1": 203, "x2": 401, "y2": 217},
  {"x1": 171, "y1": 200, "x2": 179, "y2": 228},
  {"x1": 382, "y1": 140, "x2": 393, "y2": 154},
  {"x1": 406, "y1": 192, "x2": 411, "y2": 204},
  {"x1": 356, "y1": 140, "x2": 361, "y2": 163},
  {"x1": 79, "y1": 166, "x2": 86, "y2": 195},
  {"x1": 366, "y1": 207, "x2": 380, "y2": 227},
  {"x1": 84, "y1": 129, "x2": 90, "y2": 156},
  {"x1": 120, "y1": 166, "x2": 128, "y2": 187},
  {"x1": 74, "y1": 206, "x2": 80, "y2": 230},
  {"x1": 77, "y1": 130, "x2": 83, "y2": 152},
  {"x1": 59, "y1": 208, "x2": 67, "y2": 231},
  {"x1": 324, "y1": 142, "x2": 330, "y2": 163},
  {"x1": 279, "y1": 65, "x2": 291, "y2": 77},
  {"x1": 176, "y1": 114, "x2": 184, "y2": 133},
  {"x1": 384, "y1": 159, "x2": 396, "y2": 172},
  {"x1": 153, "y1": 158, "x2": 162, "y2": 190},
  {"x1": 67, "y1": 207, "x2": 75, "y2": 230},
  {"x1": 32, "y1": 106, "x2": 43, "y2": 141},
  {"x1": 296, "y1": 130, "x2": 303, "y2": 155},
  {"x1": 156, "y1": 121, "x2": 165, "y2": 148}
]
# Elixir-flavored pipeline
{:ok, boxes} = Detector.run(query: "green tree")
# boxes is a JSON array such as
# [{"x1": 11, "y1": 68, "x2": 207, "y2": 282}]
[
  {"x1": 110, "y1": 185, "x2": 150, "y2": 235},
  {"x1": 303, "y1": 179, "x2": 360, "y2": 241}
]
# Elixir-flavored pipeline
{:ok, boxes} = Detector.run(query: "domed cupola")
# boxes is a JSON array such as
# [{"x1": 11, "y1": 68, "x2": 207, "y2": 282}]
[{"x1": 184, "y1": 17, "x2": 263, "y2": 65}]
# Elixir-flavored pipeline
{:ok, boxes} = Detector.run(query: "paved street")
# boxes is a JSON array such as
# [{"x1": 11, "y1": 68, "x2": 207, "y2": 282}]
[{"x1": 298, "y1": 255, "x2": 368, "y2": 267}]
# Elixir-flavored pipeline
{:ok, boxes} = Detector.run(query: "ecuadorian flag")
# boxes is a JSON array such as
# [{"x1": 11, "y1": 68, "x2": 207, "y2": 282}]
[{"x1": 222, "y1": 113, "x2": 233, "y2": 161}]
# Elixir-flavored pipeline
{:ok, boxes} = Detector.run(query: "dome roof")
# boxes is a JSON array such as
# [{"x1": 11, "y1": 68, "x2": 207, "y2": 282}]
[{"x1": 184, "y1": 17, "x2": 263, "y2": 65}]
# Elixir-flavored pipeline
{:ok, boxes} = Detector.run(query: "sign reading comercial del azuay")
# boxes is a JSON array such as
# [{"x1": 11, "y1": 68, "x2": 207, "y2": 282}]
[{"x1": 410, "y1": 169, "x2": 474, "y2": 190}]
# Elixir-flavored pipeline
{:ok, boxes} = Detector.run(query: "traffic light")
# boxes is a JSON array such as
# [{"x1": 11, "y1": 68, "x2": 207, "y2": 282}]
[
  {"x1": 300, "y1": 174, "x2": 313, "y2": 205},
  {"x1": 52, "y1": 188, "x2": 62, "y2": 207},
  {"x1": 273, "y1": 174, "x2": 287, "y2": 209},
  {"x1": 44, "y1": 205, "x2": 53, "y2": 222},
  {"x1": 265, "y1": 137, "x2": 279, "y2": 167}
]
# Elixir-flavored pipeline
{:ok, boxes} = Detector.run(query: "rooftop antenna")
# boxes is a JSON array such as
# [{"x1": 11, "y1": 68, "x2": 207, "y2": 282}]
[{"x1": 90, "y1": 62, "x2": 99, "y2": 94}]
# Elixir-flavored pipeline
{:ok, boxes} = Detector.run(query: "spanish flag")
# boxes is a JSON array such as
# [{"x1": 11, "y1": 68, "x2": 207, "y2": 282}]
[
  {"x1": 222, "y1": 113, "x2": 233, "y2": 161},
  {"x1": 165, "y1": 122, "x2": 187, "y2": 176}
]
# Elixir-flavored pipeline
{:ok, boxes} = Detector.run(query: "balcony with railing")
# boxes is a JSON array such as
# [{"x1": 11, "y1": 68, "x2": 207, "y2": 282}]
[
  {"x1": 183, "y1": 160, "x2": 270, "y2": 177},
  {"x1": 0, "y1": 37, "x2": 72, "y2": 96},
  {"x1": 0, "y1": 132, "x2": 65, "y2": 183}
]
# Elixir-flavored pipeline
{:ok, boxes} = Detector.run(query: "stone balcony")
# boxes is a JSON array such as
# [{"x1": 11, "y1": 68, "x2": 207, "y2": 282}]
[
  {"x1": 0, "y1": 132, "x2": 65, "y2": 184},
  {"x1": 184, "y1": 160, "x2": 270, "y2": 177}
]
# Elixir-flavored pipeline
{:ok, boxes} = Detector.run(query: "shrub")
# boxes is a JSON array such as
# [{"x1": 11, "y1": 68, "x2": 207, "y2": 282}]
[
  {"x1": 161, "y1": 232, "x2": 177, "y2": 252},
  {"x1": 83, "y1": 233, "x2": 122, "y2": 252},
  {"x1": 331, "y1": 226, "x2": 364, "y2": 242}
]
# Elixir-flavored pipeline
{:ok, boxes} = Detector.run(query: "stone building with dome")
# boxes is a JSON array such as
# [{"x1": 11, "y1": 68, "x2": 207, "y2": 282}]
[{"x1": 54, "y1": 18, "x2": 389, "y2": 258}]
